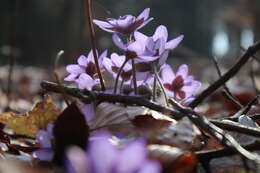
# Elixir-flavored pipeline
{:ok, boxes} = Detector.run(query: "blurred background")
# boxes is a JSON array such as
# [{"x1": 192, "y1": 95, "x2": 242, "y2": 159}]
[{"x1": 1, "y1": 0, "x2": 260, "y2": 66}]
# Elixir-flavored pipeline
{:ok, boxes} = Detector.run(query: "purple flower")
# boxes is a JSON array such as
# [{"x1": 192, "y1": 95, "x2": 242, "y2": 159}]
[
  {"x1": 112, "y1": 25, "x2": 183, "y2": 64},
  {"x1": 64, "y1": 50, "x2": 107, "y2": 90},
  {"x1": 161, "y1": 64, "x2": 201, "y2": 100},
  {"x1": 78, "y1": 102, "x2": 95, "y2": 123},
  {"x1": 66, "y1": 132, "x2": 161, "y2": 173},
  {"x1": 32, "y1": 123, "x2": 54, "y2": 161},
  {"x1": 93, "y1": 8, "x2": 153, "y2": 35},
  {"x1": 112, "y1": 34, "x2": 160, "y2": 62},
  {"x1": 103, "y1": 53, "x2": 133, "y2": 82},
  {"x1": 134, "y1": 25, "x2": 184, "y2": 66}
]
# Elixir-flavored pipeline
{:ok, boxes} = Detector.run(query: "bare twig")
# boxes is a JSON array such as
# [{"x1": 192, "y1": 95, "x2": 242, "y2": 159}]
[
  {"x1": 210, "y1": 119, "x2": 260, "y2": 138},
  {"x1": 6, "y1": 0, "x2": 20, "y2": 109},
  {"x1": 40, "y1": 81, "x2": 183, "y2": 118},
  {"x1": 189, "y1": 41, "x2": 260, "y2": 108},
  {"x1": 84, "y1": 0, "x2": 105, "y2": 90},
  {"x1": 250, "y1": 60, "x2": 260, "y2": 94},
  {"x1": 196, "y1": 141, "x2": 260, "y2": 161},
  {"x1": 228, "y1": 95, "x2": 259, "y2": 120},
  {"x1": 212, "y1": 57, "x2": 242, "y2": 108},
  {"x1": 41, "y1": 81, "x2": 260, "y2": 139},
  {"x1": 53, "y1": 50, "x2": 69, "y2": 106},
  {"x1": 42, "y1": 80, "x2": 260, "y2": 162},
  {"x1": 169, "y1": 99, "x2": 260, "y2": 163},
  {"x1": 241, "y1": 46, "x2": 260, "y2": 63}
]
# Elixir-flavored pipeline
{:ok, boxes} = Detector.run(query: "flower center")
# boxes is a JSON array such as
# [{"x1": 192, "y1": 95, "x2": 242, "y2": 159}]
[{"x1": 86, "y1": 62, "x2": 97, "y2": 78}]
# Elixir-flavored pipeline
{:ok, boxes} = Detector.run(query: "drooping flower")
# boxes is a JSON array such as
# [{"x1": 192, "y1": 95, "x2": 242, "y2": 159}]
[
  {"x1": 66, "y1": 132, "x2": 161, "y2": 173},
  {"x1": 64, "y1": 50, "x2": 107, "y2": 90},
  {"x1": 103, "y1": 53, "x2": 133, "y2": 82},
  {"x1": 32, "y1": 123, "x2": 54, "y2": 161},
  {"x1": 93, "y1": 8, "x2": 153, "y2": 35},
  {"x1": 160, "y1": 64, "x2": 201, "y2": 100}
]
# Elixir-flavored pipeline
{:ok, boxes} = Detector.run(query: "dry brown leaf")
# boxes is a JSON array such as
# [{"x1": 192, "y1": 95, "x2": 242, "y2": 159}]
[
  {"x1": 90, "y1": 102, "x2": 175, "y2": 134},
  {"x1": 148, "y1": 144, "x2": 197, "y2": 173},
  {"x1": 0, "y1": 96, "x2": 60, "y2": 137},
  {"x1": 91, "y1": 103, "x2": 201, "y2": 149}
]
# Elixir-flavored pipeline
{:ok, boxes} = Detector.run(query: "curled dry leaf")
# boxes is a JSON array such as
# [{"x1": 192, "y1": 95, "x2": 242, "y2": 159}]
[
  {"x1": 148, "y1": 144, "x2": 197, "y2": 173},
  {"x1": 90, "y1": 102, "x2": 175, "y2": 131},
  {"x1": 0, "y1": 96, "x2": 60, "y2": 137},
  {"x1": 91, "y1": 103, "x2": 201, "y2": 149}
]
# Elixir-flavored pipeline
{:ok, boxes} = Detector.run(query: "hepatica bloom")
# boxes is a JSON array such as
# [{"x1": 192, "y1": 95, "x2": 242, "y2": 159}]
[
  {"x1": 32, "y1": 123, "x2": 54, "y2": 161},
  {"x1": 93, "y1": 8, "x2": 153, "y2": 35},
  {"x1": 64, "y1": 50, "x2": 107, "y2": 90},
  {"x1": 66, "y1": 132, "x2": 161, "y2": 173},
  {"x1": 103, "y1": 53, "x2": 132, "y2": 82},
  {"x1": 134, "y1": 25, "x2": 184, "y2": 66},
  {"x1": 161, "y1": 64, "x2": 201, "y2": 100}
]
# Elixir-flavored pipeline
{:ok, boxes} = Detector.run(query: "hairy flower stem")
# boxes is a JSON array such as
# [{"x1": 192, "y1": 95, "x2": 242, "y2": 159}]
[
  {"x1": 84, "y1": 0, "x2": 105, "y2": 91},
  {"x1": 152, "y1": 74, "x2": 157, "y2": 101},
  {"x1": 131, "y1": 59, "x2": 138, "y2": 94},
  {"x1": 113, "y1": 59, "x2": 128, "y2": 94},
  {"x1": 119, "y1": 79, "x2": 125, "y2": 94},
  {"x1": 153, "y1": 65, "x2": 169, "y2": 106}
]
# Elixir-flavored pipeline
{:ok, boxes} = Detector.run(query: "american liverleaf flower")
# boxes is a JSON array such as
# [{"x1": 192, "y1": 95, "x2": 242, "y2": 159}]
[
  {"x1": 134, "y1": 25, "x2": 184, "y2": 66},
  {"x1": 32, "y1": 123, "x2": 54, "y2": 161},
  {"x1": 160, "y1": 64, "x2": 201, "y2": 100},
  {"x1": 64, "y1": 50, "x2": 107, "y2": 90},
  {"x1": 66, "y1": 132, "x2": 161, "y2": 173},
  {"x1": 103, "y1": 53, "x2": 133, "y2": 83},
  {"x1": 93, "y1": 8, "x2": 153, "y2": 35}
]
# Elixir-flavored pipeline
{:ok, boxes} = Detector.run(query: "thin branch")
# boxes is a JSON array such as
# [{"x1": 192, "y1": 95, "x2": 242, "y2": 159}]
[
  {"x1": 42, "y1": 81, "x2": 260, "y2": 139},
  {"x1": 250, "y1": 60, "x2": 260, "y2": 94},
  {"x1": 196, "y1": 141, "x2": 260, "y2": 161},
  {"x1": 53, "y1": 50, "x2": 69, "y2": 106},
  {"x1": 189, "y1": 41, "x2": 260, "y2": 108},
  {"x1": 84, "y1": 0, "x2": 105, "y2": 90},
  {"x1": 228, "y1": 95, "x2": 259, "y2": 121},
  {"x1": 210, "y1": 119, "x2": 260, "y2": 138},
  {"x1": 42, "y1": 80, "x2": 260, "y2": 163},
  {"x1": 6, "y1": 0, "x2": 20, "y2": 109},
  {"x1": 169, "y1": 99, "x2": 260, "y2": 163},
  {"x1": 241, "y1": 46, "x2": 260, "y2": 63},
  {"x1": 212, "y1": 56, "x2": 243, "y2": 108},
  {"x1": 40, "y1": 81, "x2": 183, "y2": 119}
]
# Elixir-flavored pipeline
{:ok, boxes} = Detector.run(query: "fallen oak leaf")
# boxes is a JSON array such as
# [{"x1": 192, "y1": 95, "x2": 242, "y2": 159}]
[{"x1": 0, "y1": 95, "x2": 60, "y2": 138}]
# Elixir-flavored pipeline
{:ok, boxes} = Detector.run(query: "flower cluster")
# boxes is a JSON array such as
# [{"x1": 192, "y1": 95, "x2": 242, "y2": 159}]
[
  {"x1": 33, "y1": 7, "x2": 203, "y2": 172},
  {"x1": 66, "y1": 132, "x2": 161, "y2": 173},
  {"x1": 64, "y1": 8, "x2": 200, "y2": 100}
]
